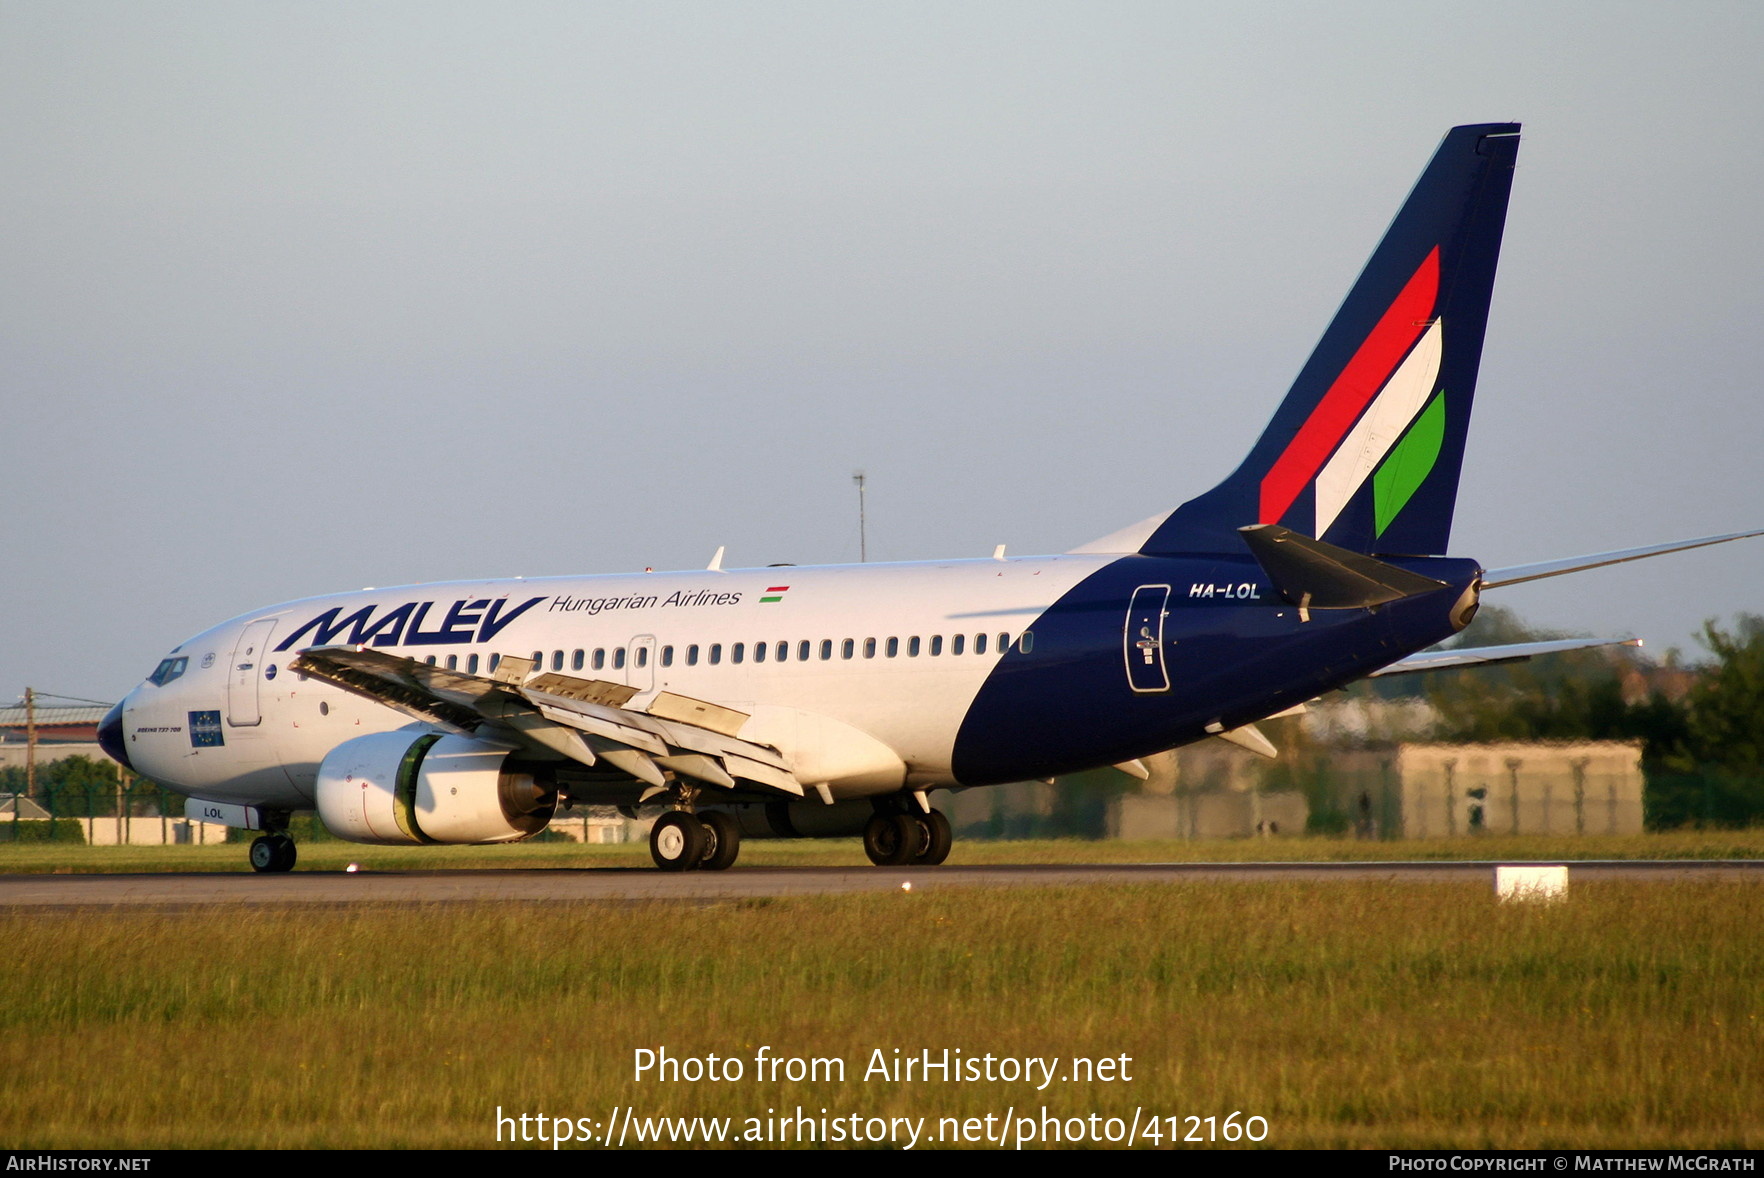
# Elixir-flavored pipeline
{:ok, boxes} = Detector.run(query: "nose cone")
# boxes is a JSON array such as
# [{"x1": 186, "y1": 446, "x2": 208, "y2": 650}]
[{"x1": 98, "y1": 699, "x2": 132, "y2": 771}]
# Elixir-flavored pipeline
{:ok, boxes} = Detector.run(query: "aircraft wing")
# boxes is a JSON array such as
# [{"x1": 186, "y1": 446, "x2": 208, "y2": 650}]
[
  {"x1": 1368, "y1": 637, "x2": 1641, "y2": 677},
  {"x1": 288, "y1": 646, "x2": 804, "y2": 797}
]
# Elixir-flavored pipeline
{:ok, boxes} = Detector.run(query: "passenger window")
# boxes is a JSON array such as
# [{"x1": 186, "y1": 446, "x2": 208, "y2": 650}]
[
  {"x1": 710, "y1": 644, "x2": 723, "y2": 665},
  {"x1": 820, "y1": 639, "x2": 832, "y2": 660},
  {"x1": 687, "y1": 645, "x2": 700, "y2": 666},
  {"x1": 636, "y1": 647, "x2": 649, "y2": 668},
  {"x1": 446, "y1": 655, "x2": 458, "y2": 671},
  {"x1": 998, "y1": 632, "x2": 1010, "y2": 653},
  {"x1": 799, "y1": 640, "x2": 811, "y2": 661},
  {"x1": 864, "y1": 638, "x2": 877, "y2": 659},
  {"x1": 488, "y1": 654, "x2": 500, "y2": 672},
  {"x1": 614, "y1": 648, "x2": 627, "y2": 670},
  {"x1": 530, "y1": 650, "x2": 542, "y2": 667},
  {"x1": 930, "y1": 635, "x2": 942, "y2": 656},
  {"x1": 884, "y1": 637, "x2": 897, "y2": 658},
  {"x1": 571, "y1": 649, "x2": 584, "y2": 671},
  {"x1": 952, "y1": 634, "x2": 965, "y2": 656},
  {"x1": 593, "y1": 649, "x2": 606, "y2": 671},
  {"x1": 467, "y1": 654, "x2": 480, "y2": 674},
  {"x1": 661, "y1": 646, "x2": 674, "y2": 667},
  {"x1": 908, "y1": 636, "x2": 921, "y2": 657},
  {"x1": 778, "y1": 641, "x2": 790, "y2": 662},
  {"x1": 1019, "y1": 631, "x2": 1034, "y2": 653},
  {"x1": 754, "y1": 641, "x2": 766, "y2": 663},
  {"x1": 551, "y1": 650, "x2": 563, "y2": 672},
  {"x1": 733, "y1": 643, "x2": 745, "y2": 664},
  {"x1": 426, "y1": 655, "x2": 437, "y2": 666},
  {"x1": 842, "y1": 639, "x2": 855, "y2": 660},
  {"x1": 975, "y1": 633, "x2": 988, "y2": 655}
]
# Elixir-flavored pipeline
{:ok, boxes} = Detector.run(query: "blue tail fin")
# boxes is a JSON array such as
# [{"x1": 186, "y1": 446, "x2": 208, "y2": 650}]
[{"x1": 1139, "y1": 123, "x2": 1520, "y2": 557}]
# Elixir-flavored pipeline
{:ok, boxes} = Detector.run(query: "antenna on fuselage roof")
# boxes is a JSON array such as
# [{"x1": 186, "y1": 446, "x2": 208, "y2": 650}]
[{"x1": 853, "y1": 471, "x2": 868, "y2": 562}]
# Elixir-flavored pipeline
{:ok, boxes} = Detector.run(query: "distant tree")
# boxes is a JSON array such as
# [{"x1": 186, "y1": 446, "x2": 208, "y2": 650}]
[
  {"x1": 1684, "y1": 615, "x2": 1764, "y2": 772},
  {"x1": 0, "y1": 755, "x2": 144, "y2": 817},
  {"x1": 1645, "y1": 615, "x2": 1764, "y2": 827},
  {"x1": 1418, "y1": 606, "x2": 1660, "y2": 745}
]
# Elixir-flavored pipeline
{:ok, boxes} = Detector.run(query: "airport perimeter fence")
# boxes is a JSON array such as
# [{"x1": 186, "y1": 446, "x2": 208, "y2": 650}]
[
  {"x1": 0, "y1": 793, "x2": 636, "y2": 846},
  {"x1": 3, "y1": 756, "x2": 1759, "y2": 845},
  {"x1": 0, "y1": 765, "x2": 636, "y2": 846},
  {"x1": 0, "y1": 776, "x2": 232, "y2": 845}
]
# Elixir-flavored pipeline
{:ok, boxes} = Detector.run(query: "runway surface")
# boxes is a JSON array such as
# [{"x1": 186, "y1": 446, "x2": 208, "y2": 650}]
[{"x1": 2, "y1": 860, "x2": 1761, "y2": 907}]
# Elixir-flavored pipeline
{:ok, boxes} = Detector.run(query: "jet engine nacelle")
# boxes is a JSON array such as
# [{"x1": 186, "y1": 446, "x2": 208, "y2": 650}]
[{"x1": 316, "y1": 731, "x2": 556, "y2": 846}]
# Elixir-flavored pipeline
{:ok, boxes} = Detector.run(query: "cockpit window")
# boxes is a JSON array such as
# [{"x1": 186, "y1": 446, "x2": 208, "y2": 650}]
[{"x1": 148, "y1": 657, "x2": 188, "y2": 687}]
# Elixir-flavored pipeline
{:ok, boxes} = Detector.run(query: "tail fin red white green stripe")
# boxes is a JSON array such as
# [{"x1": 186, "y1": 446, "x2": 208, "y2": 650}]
[{"x1": 1136, "y1": 123, "x2": 1520, "y2": 557}]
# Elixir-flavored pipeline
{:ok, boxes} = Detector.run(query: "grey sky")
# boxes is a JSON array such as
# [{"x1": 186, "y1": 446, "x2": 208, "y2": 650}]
[{"x1": 3, "y1": 1, "x2": 1760, "y2": 700}]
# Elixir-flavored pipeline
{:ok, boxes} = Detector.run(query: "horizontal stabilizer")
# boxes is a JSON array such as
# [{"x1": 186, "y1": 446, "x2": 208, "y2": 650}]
[
  {"x1": 1239, "y1": 524, "x2": 1445, "y2": 610},
  {"x1": 1481, "y1": 530, "x2": 1764, "y2": 589},
  {"x1": 1370, "y1": 636, "x2": 1641, "y2": 677}
]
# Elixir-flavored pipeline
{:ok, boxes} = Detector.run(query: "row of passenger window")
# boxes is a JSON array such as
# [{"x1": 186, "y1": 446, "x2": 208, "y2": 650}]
[
  {"x1": 416, "y1": 631, "x2": 1036, "y2": 676},
  {"x1": 531, "y1": 631, "x2": 1031, "y2": 673}
]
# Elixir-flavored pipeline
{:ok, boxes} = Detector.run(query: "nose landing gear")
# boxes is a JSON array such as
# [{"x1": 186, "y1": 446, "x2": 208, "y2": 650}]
[
  {"x1": 247, "y1": 811, "x2": 297, "y2": 873},
  {"x1": 248, "y1": 833, "x2": 297, "y2": 873}
]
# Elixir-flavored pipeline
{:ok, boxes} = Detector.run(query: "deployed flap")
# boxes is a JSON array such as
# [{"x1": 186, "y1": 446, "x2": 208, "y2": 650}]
[
  {"x1": 647, "y1": 692, "x2": 749, "y2": 737},
  {"x1": 291, "y1": 646, "x2": 495, "y2": 733},
  {"x1": 524, "y1": 672, "x2": 639, "y2": 708},
  {"x1": 1239, "y1": 524, "x2": 1445, "y2": 609},
  {"x1": 1370, "y1": 636, "x2": 1641, "y2": 677},
  {"x1": 289, "y1": 646, "x2": 803, "y2": 797}
]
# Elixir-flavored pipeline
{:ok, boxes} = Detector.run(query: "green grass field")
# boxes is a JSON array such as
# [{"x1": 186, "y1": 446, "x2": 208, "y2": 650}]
[
  {"x1": 5, "y1": 827, "x2": 1764, "y2": 874},
  {"x1": 2, "y1": 876, "x2": 1762, "y2": 1149}
]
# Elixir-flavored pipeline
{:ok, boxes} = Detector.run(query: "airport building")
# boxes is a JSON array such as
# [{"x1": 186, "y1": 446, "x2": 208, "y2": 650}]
[
  {"x1": 0, "y1": 702, "x2": 111, "y2": 773},
  {"x1": 949, "y1": 738, "x2": 1644, "y2": 840},
  {"x1": 1322, "y1": 741, "x2": 1645, "y2": 838}
]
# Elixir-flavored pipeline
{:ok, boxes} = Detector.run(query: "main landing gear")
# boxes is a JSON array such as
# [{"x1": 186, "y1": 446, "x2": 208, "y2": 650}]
[
  {"x1": 248, "y1": 833, "x2": 297, "y2": 873},
  {"x1": 863, "y1": 805, "x2": 951, "y2": 867},
  {"x1": 649, "y1": 809, "x2": 742, "y2": 872}
]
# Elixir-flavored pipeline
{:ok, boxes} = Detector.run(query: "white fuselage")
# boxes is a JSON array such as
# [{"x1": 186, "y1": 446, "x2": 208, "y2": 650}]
[{"x1": 117, "y1": 555, "x2": 1110, "y2": 808}]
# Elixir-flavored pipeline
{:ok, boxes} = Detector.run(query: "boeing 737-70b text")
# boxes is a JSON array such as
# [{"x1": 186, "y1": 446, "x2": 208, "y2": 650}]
[{"x1": 99, "y1": 125, "x2": 1759, "y2": 872}]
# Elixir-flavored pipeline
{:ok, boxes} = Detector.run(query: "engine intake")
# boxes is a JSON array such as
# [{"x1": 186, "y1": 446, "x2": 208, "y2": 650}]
[{"x1": 316, "y1": 731, "x2": 556, "y2": 846}]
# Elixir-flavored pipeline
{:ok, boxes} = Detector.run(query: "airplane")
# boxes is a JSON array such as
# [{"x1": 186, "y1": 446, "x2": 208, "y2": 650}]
[{"x1": 97, "y1": 123, "x2": 1760, "y2": 874}]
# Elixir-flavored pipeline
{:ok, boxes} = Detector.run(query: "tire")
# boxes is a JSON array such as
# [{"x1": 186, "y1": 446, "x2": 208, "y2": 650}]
[
  {"x1": 270, "y1": 835, "x2": 297, "y2": 872},
  {"x1": 251, "y1": 834, "x2": 296, "y2": 873},
  {"x1": 913, "y1": 809, "x2": 952, "y2": 866},
  {"x1": 650, "y1": 812, "x2": 707, "y2": 872},
  {"x1": 699, "y1": 811, "x2": 741, "y2": 871},
  {"x1": 863, "y1": 813, "x2": 918, "y2": 867}
]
